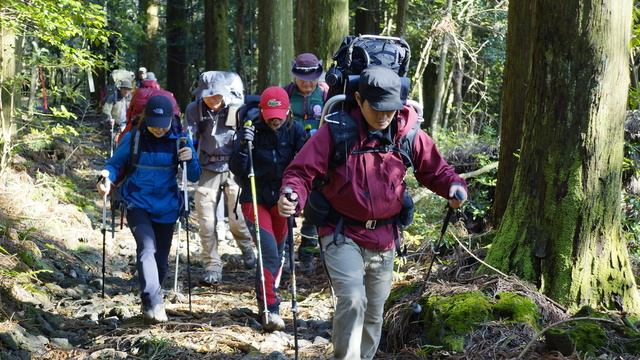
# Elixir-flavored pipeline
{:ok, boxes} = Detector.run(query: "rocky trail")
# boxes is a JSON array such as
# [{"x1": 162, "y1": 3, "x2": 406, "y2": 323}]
[
  {"x1": 0, "y1": 114, "x2": 419, "y2": 360},
  {"x1": 3, "y1": 112, "x2": 638, "y2": 360}
]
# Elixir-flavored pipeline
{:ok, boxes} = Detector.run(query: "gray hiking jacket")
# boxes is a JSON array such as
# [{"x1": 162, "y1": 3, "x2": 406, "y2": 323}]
[{"x1": 184, "y1": 99, "x2": 235, "y2": 173}]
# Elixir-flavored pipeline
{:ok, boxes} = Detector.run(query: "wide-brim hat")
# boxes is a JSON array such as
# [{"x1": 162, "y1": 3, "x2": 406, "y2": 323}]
[
  {"x1": 146, "y1": 72, "x2": 157, "y2": 81},
  {"x1": 260, "y1": 86, "x2": 290, "y2": 120},
  {"x1": 291, "y1": 53, "x2": 323, "y2": 81},
  {"x1": 145, "y1": 95, "x2": 174, "y2": 128},
  {"x1": 358, "y1": 66, "x2": 404, "y2": 112},
  {"x1": 192, "y1": 71, "x2": 230, "y2": 100}
]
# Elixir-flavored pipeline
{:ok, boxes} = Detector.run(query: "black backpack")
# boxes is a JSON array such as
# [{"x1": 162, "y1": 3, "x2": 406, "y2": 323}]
[{"x1": 325, "y1": 34, "x2": 411, "y2": 100}]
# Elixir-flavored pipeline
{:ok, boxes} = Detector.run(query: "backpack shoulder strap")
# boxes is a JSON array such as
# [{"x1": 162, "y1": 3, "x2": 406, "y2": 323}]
[
  {"x1": 284, "y1": 83, "x2": 295, "y2": 96},
  {"x1": 318, "y1": 82, "x2": 329, "y2": 102},
  {"x1": 128, "y1": 128, "x2": 141, "y2": 175},
  {"x1": 326, "y1": 110, "x2": 359, "y2": 168},
  {"x1": 396, "y1": 121, "x2": 420, "y2": 170}
]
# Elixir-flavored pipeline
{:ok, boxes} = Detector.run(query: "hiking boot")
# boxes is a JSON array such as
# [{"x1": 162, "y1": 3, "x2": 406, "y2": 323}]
[
  {"x1": 263, "y1": 312, "x2": 285, "y2": 332},
  {"x1": 298, "y1": 261, "x2": 316, "y2": 275},
  {"x1": 143, "y1": 304, "x2": 168, "y2": 325},
  {"x1": 242, "y1": 250, "x2": 256, "y2": 269},
  {"x1": 201, "y1": 270, "x2": 221, "y2": 285}
]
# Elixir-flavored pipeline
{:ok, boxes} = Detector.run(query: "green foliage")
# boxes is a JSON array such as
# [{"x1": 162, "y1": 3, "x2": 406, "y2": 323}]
[
  {"x1": 436, "y1": 127, "x2": 499, "y2": 222},
  {"x1": 1, "y1": 0, "x2": 112, "y2": 67}
]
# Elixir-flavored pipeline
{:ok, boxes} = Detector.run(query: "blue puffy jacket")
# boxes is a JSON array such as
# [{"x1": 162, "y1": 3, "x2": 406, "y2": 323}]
[{"x1": 104, "y1": 120, "x2": 202, "y2": 223}]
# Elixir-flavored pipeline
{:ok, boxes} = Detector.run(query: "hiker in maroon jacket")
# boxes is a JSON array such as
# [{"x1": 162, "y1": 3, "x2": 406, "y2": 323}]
[{"x1": 277, "y1": 66, "x2": 467, "y2": 360}]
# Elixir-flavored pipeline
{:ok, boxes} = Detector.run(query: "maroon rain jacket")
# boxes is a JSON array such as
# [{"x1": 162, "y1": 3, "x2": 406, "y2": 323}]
[{"x1": 281, "y1": 105, "x2": 467, "y2": 250}]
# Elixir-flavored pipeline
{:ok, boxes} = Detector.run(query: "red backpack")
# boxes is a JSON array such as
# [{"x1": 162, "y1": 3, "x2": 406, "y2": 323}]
[{"x1": 118, "y1": 89, "x2": 181, "y2": 144}]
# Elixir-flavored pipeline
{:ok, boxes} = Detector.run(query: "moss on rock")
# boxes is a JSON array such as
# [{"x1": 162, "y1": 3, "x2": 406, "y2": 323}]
[{"x1": 421, "y1": 291, "x2": 540, "y2": 352}]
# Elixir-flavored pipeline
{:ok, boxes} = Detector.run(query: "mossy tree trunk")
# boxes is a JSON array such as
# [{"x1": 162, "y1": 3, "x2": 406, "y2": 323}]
[
  {"x1": 489, "y1": 0, "x2": 534, "y2": 228},
  {"x1": 305, "y1": 0, "x2": 349, "y2": 68},
  {"x1": 205, "y1": 0, "x2": 230, "y2": 71},
  {"x1": 484, "y1": 0, "x2": 640, "y2": 313},
  {"x1": 257, "y1": 0, "x2": 294, "y2": 91}
]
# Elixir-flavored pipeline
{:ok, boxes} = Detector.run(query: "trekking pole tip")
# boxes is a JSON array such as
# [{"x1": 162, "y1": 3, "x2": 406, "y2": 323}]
[{"x1": 411, "y1": 302, "x2": 422, "y2": 313}]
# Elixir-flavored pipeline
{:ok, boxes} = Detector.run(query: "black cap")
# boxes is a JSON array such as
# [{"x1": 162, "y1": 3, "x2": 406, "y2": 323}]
[
  {"x1": 358, "y1": 66, "x2": 404, "y2": 111},
  {"x1": 145, "y1": 95, "x2": 173, "y2": 128}
]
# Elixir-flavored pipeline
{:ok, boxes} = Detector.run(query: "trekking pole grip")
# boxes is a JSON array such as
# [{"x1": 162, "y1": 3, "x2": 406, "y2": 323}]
[
  {"x1": 281, "y1": 186, "x2": 294, "y2": 201},
  {"x1": 454, "y1": 189, "x2": 466, "y2": 201}
]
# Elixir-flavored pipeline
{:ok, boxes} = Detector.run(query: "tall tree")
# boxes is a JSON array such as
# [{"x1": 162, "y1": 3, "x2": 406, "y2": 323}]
[
  {"x1": 294, "y1": 0, "x2": 308, "y2": 53},
  {"x1": 483, "y1": 0, "x2": 640, "y2": 312},
  {"x1": 205, "y1": 0, "x2": 230, "y2": 71},
  {"x1": 139, "y1": 0, "x2": 160, "y2": 75},
  {"x1": 0, "y1": 27, "x2": 18, "y2": 175},
  {"x1": 489, "y1": 1, "x2": 534, "y2": 228},
  {"x1": 354, "y1": 0, "x2": 380, "y2": 35},
  {"x1": 257, "y1": 0, "x2": 294, "y2": 90},
  {"x1": 304, "y1": 0, "x2": 349, "y2": 68},
  {"x1": 394, "y1": 0, "x2": 409, "y2": 37},
  {"x1": 166, "y1": 0, "x2": 189, "y2": 108}
]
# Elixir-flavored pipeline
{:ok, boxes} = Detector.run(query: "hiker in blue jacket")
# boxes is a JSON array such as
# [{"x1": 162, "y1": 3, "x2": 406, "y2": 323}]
[{"x1": 97, "y1": 95, "x2": 202, "y2": 325}]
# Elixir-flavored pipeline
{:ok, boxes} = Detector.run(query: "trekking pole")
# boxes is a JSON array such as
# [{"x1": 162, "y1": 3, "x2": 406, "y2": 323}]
[
  {"x1": 109, "y1": 121, "x2": 114, "y2": 157},
  {"x1": 100, "y1": 170, "x2": 109, "y2": 298},
  {"x1": 281, "y1": 187, "x2": 299, "y2": 359},
  {"x1": 244, "y1": 121, "x2": 270, "y2": 325},
  {"x1": 179, "y1": 137, "x2": 192, "y2": 314},
  {"x1": 413, "y1": 189, "x2": 466, "y2": 313},
  {"x1": 173, "y1": 200, "x2": 182, "y2": 293}
]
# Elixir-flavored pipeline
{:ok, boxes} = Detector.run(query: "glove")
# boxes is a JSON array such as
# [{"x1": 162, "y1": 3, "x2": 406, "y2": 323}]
[{"x1": 241, "y1": 124, "x2": 255, "y2": 143}]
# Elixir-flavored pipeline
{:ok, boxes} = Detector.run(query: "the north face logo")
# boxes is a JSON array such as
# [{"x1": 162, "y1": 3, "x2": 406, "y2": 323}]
[
  {"x1": 267, "y1": 99, "x2": 281, "y2": 107},
  {"x1": 153, "y1": 108, "x2": 164, "y2": 115}
]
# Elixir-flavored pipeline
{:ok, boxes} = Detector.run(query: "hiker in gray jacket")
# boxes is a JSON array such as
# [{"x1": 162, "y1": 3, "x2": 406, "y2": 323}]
[{"x1": 184, "y1": 71, "x2": 256, "y2": 285}]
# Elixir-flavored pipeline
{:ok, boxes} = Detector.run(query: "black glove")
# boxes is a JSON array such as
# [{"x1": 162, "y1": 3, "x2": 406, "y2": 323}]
[{"x1": 241, "y1": 124, "x2": 255, "y2": 143}]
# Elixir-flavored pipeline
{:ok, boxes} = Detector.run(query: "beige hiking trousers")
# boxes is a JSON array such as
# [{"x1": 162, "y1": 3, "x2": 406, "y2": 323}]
[
  {"x1": 195, "y1": 170, "x2": 253, "y2": 272},
  {"x1": 320, "y1": 234, "x2": 395, "y2": 360}
]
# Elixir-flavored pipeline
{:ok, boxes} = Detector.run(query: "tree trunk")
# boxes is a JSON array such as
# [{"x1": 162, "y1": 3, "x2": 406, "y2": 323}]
[
  {"x1": 257, "y1": 0, "x2": 294, "y2": 91},
  {"x1": 234, "y1": 0, "x2": 247, "y2": 82},
  {"x1": 394, "y1": 0, "x2": 408, "y2": 37},
  {"x1": 139, "y1": 0, "x2": 160, "y2": 76},
  {"x1": 166, "y1": 0, "x2": 189, "y2": 108},
  {"x1": 484, "y1": 0, "x2": 640, "y2": 313},
  {"x1": 304, "y1": 0, "x2": 349, "y2": 69},
  {"x1": 205, "y1": 0, "x2": 230, "y2": 71},
  {"x1": 0, "y1": 27, "x2": 17, "y2": 175},
  {"x1": 354, "y1": 0, "x2": 380, "y2": 35},
  {"x1": 294, "y1": 0, "x2": 308, "y2": 53},
  {"x1": 429, "y1": 32, "x2": 451, "y2": 137},
  {"x1": 489, "y1": 0, "x2": 534, "y2": 228}
]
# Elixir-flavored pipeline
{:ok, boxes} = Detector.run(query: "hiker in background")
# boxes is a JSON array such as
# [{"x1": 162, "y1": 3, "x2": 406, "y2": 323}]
[
  {"x1": 185, "y1": 71, "x2": 256, "y2": 285},
  {"x1": 102, "y1": 79, "x2": 133, "y2": 132},
  {"x1": 281, "y1": 53, "x2": 328, "y2": 275},
  {"x1": 140, "y1": 72, "x2": 161, "y2": 90},
  {"x1": 230, "y1": 86, "x2": 306, "y2": 332},
  {"x1": 97, "y1": 95, "x2": 202, "y2": 325},
  {"x1": 136, "y1": 67, "x2": 148, "y2": 88},
  {"x1": 277, "y1": 66, "x2": 467, "y2": 359}
]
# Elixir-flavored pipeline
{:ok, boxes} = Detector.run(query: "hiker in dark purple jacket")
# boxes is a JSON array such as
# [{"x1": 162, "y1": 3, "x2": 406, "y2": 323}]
[{"x1": 278, "y1": 66, "x2": 467, "y2": 360}]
